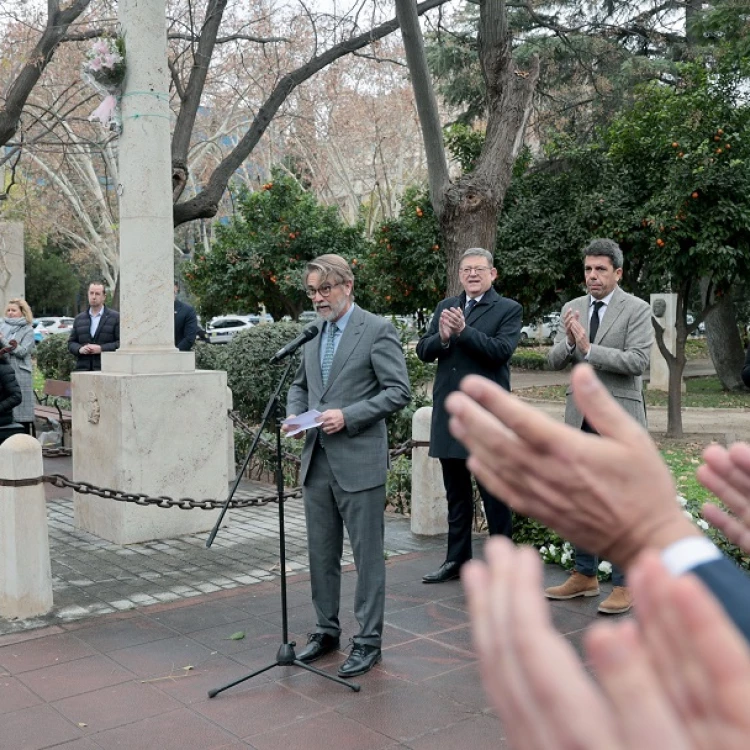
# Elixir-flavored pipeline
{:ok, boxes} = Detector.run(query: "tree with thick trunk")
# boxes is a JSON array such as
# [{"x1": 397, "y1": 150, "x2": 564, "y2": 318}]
[{"x1": 395, "y1": 0, "x2": 539, "y2": 295}]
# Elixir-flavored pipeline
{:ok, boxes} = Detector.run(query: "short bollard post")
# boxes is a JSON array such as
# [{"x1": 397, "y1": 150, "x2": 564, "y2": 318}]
[
  {"x1": 410, "y1": 407, "x2": 448, "y2": 536},
  {"x1": 0, "y1": 434, "x2": 53, "y2": 619}
]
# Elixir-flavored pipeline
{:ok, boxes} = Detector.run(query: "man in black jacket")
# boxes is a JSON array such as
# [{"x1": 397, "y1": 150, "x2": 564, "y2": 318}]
[
  {"x1": 174, "y1": 282, "x2": 198, "y2": 351},
  {"x1": 742, "y1": 343, "x2": 750, "y2": 388},
  {"x1": 68, "y1": 282, "x2": 120, "y2": 371},
  {"x1": 416, "y1": 248, "x2": 522, "y2": 583}
]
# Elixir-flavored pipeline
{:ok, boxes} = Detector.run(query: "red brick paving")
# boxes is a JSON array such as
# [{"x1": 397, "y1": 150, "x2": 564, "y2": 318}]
[{"x1": 0, "y1": 549, "x2": 607, "y2": 749}]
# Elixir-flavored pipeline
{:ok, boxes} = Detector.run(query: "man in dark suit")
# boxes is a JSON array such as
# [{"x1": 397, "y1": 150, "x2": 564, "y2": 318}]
[
  {"x1": 284, "y1": 254, "x2": 410, "y2": 678},
  {"x1": 174, "y1": 282, "x2": 198, "y2": 351},
  {"x1": 416, "y1": 247, "x2": 522, "y2": 584},
  {"x1": 68, "y1": 282, "x2": 120, "y2": 371},
  {"x1": 742, "y1": 343, "x2": 750, "y2": 388}
]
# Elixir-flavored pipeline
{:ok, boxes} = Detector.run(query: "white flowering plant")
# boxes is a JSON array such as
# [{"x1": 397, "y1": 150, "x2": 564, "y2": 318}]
[{"x1": 83, "y1": 37, "x2": 126, "y2": 88}]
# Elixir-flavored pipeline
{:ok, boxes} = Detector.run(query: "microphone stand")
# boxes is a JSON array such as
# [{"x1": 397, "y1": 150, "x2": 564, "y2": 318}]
[{"x1": 207, "y1": 354, "x2": 360, "y2": 697}]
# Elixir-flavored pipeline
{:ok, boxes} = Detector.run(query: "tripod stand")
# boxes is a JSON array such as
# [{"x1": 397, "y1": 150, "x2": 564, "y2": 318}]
[{"x1": 206, "y1": 356, "x2": 360, "y2": 697}]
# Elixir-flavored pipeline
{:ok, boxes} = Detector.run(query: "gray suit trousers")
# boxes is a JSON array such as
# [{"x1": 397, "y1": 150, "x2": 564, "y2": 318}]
[{"x1": 304, "y1": 444, "x2": 386, "y2": 648}]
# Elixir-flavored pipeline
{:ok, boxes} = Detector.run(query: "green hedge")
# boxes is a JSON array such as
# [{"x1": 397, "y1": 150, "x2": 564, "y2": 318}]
[
  {"x1": 510, "y1": 348, "x2": 549, "y2": 370},
  {"x1": 36, "y1": 335, "x2": 76, "y2": 381}
]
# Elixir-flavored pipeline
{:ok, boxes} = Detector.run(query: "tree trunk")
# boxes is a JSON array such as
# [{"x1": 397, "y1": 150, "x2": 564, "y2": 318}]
[
  {"x1": 701, "y1": 279, "x2": 745, "y2": 390},
  {"x1": 439, "y1": 178, "x2": 500, "y2": 296}
]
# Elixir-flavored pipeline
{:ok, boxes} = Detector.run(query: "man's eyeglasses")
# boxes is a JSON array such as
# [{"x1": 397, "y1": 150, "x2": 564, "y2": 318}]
[
  {"x1": 305, "y1": 282, "x2": 341, "y2": 299},
  {"x1": 460, "y1": 266, "x2": 491, "y2": 275}
]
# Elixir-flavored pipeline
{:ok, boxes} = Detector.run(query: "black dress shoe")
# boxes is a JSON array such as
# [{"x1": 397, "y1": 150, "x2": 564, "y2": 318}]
[
  {"x1": 337, "y1": 643, "x2": 382, "y2": 678},
  {"x1": 297, "y1": 632, "x2": 340, "y2": 663},
  {"x1": 422, "y1": 561, "x2": 462, "y2": 584}
]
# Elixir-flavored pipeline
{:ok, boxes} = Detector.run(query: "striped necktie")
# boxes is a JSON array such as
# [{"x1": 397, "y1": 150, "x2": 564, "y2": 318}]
[
  {"x1": 321, "y1": 323, "x2": 339, "y2": 386},
  {"x1": 465, "y1": 298, "x2": 477, "y2": 316}
]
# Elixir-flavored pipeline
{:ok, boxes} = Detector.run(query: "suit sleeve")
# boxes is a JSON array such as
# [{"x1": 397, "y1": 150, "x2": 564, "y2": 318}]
[
  {"x1": 177, "y1": 306, "x2": 198, "y2": 351},
  {"x1": 287, "y1": 351, "x2": 310, "y2": 417},
  {"x1": 454, "y1": 300, "x2": 522, "y2": 368},
  {"x1": 691, "y1": 557, "x2": 750, "y2": 644},
  {"x1": 586, "y1": 300, "x2": 652, "y2": 376},
  {"x1": 742, "y1": 345, "x2": 750, "y2": 388},
  {"x1": 415, "y1": 301, "x2": 449, "y2": 363},
  {"x1": 343, "y1": 321, "x2": 411, "y2": 435},
  {"x1": 68, "y1": 318, "x2": 82, "y2": 356},
  {"x1": 101, "y1": 313, "x2": 120, "y2": 352}
]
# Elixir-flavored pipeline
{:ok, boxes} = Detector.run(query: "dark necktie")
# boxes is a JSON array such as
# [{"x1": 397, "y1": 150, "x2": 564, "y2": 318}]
[
  {"x1": 589, "y1": 301, "x2": 604, "y2": 343},
  {"x1": 465, "y1": 298, "x2": 477, "y2": 316}
]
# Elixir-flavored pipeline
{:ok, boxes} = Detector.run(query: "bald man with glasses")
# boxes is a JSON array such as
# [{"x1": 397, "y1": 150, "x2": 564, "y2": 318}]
[{"x1": 416, "y1": 248, "x2": 522, "y2": 584}]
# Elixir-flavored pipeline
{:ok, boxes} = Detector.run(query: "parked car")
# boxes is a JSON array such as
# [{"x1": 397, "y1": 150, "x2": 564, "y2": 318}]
[
  {"x1": 34, "y1": 317, "x2": 75, "y2": 342},
  {"x1": 519, "y1": 313, "x2": 560, "y2": 343},
  {"x1": 686, "y1": 313, "x2": 706, "y2": 336},
  {"x1": 298, "y1": 310, "x2": 318, "y2": 324},
  {"x1": 205, "y1": 315, "x2": 255, "y2": 344}
]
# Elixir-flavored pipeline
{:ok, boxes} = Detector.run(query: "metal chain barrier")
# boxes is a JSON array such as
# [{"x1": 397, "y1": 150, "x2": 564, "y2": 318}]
[{"x1": 39, "y1": 416, "x2": 416, "y2": 511}]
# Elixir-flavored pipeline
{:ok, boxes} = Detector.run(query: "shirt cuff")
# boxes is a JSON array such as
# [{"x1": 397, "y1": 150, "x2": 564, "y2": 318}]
[{"x1": 661, "y1": 536, "x2": 722, "y2": 577}]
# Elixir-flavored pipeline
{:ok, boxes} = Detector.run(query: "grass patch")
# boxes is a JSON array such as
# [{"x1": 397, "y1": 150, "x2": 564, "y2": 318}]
[
  {"x1": 684, "y1": 338, "x2": 709, "y2": 359},
  {"x1": 518, "y1": 376, "x2": 750, "y2": 408},
  {"x1": 658, "y1": 440, "x2": 712, "y2": 505}
]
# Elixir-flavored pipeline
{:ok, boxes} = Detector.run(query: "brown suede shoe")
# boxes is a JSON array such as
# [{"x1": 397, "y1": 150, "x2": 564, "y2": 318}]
[
  {"x1": 544, "y1": 571, "x2": 600, "y2": 600},
  {"x1": 598, "y1": 586, "x2": 633, "y2": 614}
]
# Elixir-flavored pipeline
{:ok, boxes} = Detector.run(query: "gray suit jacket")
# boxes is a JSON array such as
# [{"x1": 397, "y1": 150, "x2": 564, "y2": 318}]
[
  {"x1": 287, "y1": 305, "x2": 411, "y2": 493},
  {"x1": 548, "y1": 285, "x2": 652, "y2": 427}
]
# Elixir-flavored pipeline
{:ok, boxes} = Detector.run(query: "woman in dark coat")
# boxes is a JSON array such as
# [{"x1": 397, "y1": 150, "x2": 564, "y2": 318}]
[
  {"x1": 0, "y1": 351, "x2": 22, "y2": 431},
  {"x1": 743, "y1": 344, "x2": 750, "y2": 389}
]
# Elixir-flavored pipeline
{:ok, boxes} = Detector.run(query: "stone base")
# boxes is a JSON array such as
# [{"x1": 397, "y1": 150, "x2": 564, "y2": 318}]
[
  {"x1": 72, "y1": 369, "x2": 228, "y2": 544},
  {"x1": 410, "y1": 407, "x2": 448, "y2": 536},
  {"x1": 0, "y1": 435, "x2": 53, "y2": 619}
]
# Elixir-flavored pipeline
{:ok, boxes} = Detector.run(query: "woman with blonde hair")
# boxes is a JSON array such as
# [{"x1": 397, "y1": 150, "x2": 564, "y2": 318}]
[{"x1": 0, "y1": 298, "x2": 36, "y2": 435}]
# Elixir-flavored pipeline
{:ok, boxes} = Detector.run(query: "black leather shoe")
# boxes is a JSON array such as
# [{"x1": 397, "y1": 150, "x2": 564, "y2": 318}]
[
  {"x1": 422, "y1": 561, "x2": 462, "y2": 584},
  {"x1": 297, "y1": 632, "x2": 340, "y2": 663},
  {"x1": 337, "y1": 643, "x2": 382, "y2": 678}
]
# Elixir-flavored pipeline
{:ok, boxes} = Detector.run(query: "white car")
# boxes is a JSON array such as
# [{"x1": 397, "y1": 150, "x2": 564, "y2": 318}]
[
  {"x1": 206, "y1": 315, "x2": 255, "y2": 344},
  {"x1": 35, "y1": 317, "x2": 75, "y2": 341},
  {"x1": 519, "y1": 313, "x2": 560, "y2": 343}
]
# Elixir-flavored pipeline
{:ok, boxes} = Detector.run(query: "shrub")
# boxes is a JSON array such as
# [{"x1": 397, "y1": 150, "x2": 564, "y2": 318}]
[
  {"x1": 194, "y1": 340, "x2": 229, "y2": 372},
  {"x1": 36, "y1": 335, "x2": 76, "y2": 381},
  {"x1": 220, "y1": 322, "x2": 304, "y2": 423},
  {"x1": 510, "y1": 348, "x2": 549, "y2": 370}
]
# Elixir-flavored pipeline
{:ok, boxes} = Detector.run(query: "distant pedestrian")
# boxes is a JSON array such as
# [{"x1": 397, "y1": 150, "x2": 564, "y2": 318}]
[
  {"x1": 0, "y1": 298, "x2": 36, "y2": 435},
  {"x1": 174, "y1": 282, "x2": 198, "y2": 351},
  {"x1": 68, "y1": 282, "x2": 120, "y2": 371}
]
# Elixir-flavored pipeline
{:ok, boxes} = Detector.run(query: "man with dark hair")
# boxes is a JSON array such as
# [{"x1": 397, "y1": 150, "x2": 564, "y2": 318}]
[
  {"x1": 416, "y1": 247, "x2": 522, "y2": 584},
  {"x1": 284, "y1": 254, "x2": 410, "y2": 678},
  {"x1": 544, "y1": 238, "x2": 652, "y2": 614},
  {"x1": 174, "y1": 281, "x2": 198, "y2": 351},
  {"x1": 68, "y1": 282, "x2": 120, "y2": 371}
]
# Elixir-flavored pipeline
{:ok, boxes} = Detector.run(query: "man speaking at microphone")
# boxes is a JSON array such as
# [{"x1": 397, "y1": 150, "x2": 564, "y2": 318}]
[{"x1": 283, "y1": 254, "x2": 410, "y2": 678}]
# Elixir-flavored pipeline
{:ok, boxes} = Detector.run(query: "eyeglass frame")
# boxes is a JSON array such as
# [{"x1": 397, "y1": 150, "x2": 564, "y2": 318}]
[
  {"x1": 459, "y1": 265, "x2": 492, "y2": 275},
  {"x1": 305, "y1": 281, "x2": 343, "y2": 299}
]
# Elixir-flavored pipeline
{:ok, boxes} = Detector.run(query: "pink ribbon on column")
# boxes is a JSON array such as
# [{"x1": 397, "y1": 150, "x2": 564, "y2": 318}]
[{"x1": 89, "y1": 94, "x2": 117, "y2": 125}]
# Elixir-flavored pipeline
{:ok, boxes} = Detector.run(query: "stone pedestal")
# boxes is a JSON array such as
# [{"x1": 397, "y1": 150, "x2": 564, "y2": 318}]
[
  {"x1": 648, "y1": 293, "x2": 685, "y2": 392},
  {"x1": 0, "y1": 222, "x2": 25, "y2": 312},
  {"x1": 71, "y1": 0, "x2": 230, "y2": 544},
  {"x1": 410, "y1": 407, "x2": 448, "y2": 536},
  {"x1": 73, "y1": 369, "x2": 227, "y2": 543},
  {"x1": 0, "y1": 435, "x2": 53, "y2": 619}
]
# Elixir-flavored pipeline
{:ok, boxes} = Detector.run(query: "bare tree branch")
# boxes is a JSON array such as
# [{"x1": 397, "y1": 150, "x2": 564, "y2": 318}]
[
  {"x1": 173, "y1": 0, "x2": 451, "y2": 226},
  {"x1": 0, "y1": 0, "x2": 94, "y2": 148}
]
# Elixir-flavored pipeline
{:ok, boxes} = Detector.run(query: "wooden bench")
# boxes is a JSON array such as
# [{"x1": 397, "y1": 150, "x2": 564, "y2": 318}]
[{"x1": 35, "y1": 380, "x2": 72, "y2": 446}]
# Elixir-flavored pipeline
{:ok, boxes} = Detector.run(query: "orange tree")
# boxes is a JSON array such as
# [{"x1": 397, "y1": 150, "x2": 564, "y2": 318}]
[
  {"x1": 359, "y1": 186, "x2": 445, "y2": 316},
  {"x1": 183, "y1": 170, "x2": 371, "y2": 321},
  {"x1": 594, "y1": 61, "x2": 750, "y2": 434}
]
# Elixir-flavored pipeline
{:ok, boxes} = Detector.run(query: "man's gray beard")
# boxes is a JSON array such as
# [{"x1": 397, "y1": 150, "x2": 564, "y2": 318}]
[{"x1": 317, "y1": 297, "x2": 348, "y2": 322}]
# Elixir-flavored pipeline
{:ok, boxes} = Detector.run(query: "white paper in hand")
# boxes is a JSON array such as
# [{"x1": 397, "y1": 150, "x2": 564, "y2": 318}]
[{"x1": 282, "y1": 410, "x2": 323, "y2": 437}]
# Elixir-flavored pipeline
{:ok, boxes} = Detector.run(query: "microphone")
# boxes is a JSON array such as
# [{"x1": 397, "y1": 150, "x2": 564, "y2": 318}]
[{"x1": 269, "y1": 325, "x2": 319, "y2": 363}]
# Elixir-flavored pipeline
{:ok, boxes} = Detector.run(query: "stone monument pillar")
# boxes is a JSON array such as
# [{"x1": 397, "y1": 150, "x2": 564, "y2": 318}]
[
  {"x1": 0, "y1": 222, "x2": 25, "y2": 312},
  {"x1": 410, "y1": 407, "x2": 448, "y2": 536},
  {"x1": 73, "y1": 0, "x2": 228, "y2": 544},
  {"x1": 648, "y1": 293, "x2": 684, "y2": 392}
]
